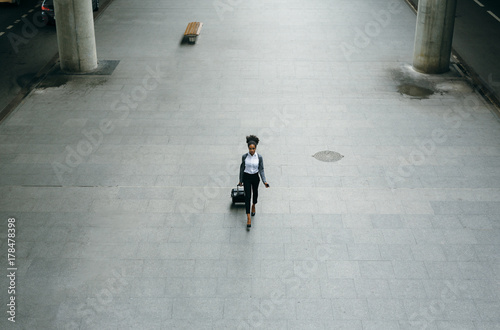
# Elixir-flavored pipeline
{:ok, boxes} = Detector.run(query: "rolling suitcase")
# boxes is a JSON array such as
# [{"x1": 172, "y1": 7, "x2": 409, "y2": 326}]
[{"x1": 231, "y1": 185, "x2": 245, "y2": 204}]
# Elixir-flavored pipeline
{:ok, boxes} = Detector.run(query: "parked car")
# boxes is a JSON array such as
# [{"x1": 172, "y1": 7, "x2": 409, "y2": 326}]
[
  {"x1": 0, "y1": 0, "x2": 21, "y2": 5},
  {"x1": 42, "y1": 0, "x2": 99, "y2": 25}
]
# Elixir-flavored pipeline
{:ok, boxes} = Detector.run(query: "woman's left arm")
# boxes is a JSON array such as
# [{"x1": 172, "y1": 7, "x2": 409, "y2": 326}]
[{"x1": 259, "y1": 155, "x2": 269, "y2": 187}]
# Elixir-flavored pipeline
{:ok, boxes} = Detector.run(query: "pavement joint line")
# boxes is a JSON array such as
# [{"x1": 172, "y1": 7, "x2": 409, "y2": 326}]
[
  {"x1": 487, "y1": 10, "x2": 500, "y2": 22},
  {"x1": 21, "y1": 185, "x2": 64, "y2": 188},
  {"x1": 473, "y1": 0, "x2": 484, "y2": 7},
  {"x1": 18, "y1": 185, "x2": 186, "y2": 188}
]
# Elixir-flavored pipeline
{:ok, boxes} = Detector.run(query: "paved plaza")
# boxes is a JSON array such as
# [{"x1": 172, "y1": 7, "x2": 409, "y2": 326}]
[{"x1": 0, "y1": 0, "x2": 499, "y2": 329}]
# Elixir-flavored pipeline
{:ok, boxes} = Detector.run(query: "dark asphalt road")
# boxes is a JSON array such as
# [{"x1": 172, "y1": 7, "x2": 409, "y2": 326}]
[
  {"x1": 454, "y1": 0, "x2": 500, "y2": 101},
  {"x1": 0, "y1": 0, "x2": 56, "y2": 112}
]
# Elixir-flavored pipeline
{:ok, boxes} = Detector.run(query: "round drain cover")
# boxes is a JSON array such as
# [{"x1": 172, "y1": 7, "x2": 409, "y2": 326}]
[{"x1": 313, "y1": 150, "x2": 344, "y2": 162}]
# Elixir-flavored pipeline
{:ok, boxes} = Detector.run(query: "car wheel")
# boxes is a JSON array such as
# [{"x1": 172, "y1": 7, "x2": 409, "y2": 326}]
[{"x1": 93, "y1": 0, "x2": 99, "y2": 11}]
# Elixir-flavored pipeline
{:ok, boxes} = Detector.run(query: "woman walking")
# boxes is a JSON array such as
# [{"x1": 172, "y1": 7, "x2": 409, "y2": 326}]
[{"x1": 239, "y1": 135, "x2": 269, "y2": 228}]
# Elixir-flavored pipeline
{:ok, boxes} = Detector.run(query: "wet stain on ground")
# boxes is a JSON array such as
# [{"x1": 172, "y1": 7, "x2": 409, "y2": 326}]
[
  {"x1": 37, "y1": 75, "x2": 69, "y2": 89},
  {"x1": 87, "y1": 78, "x2": 108, "y2": 88},
  {"x1": 397, "y1": 83, "x2": 434, "y2": 99}
]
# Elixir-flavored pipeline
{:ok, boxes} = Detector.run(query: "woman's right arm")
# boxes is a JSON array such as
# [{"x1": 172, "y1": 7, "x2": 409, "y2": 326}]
[{"x1": 239, "y1": 154, "x2": 245, "y2": 184}]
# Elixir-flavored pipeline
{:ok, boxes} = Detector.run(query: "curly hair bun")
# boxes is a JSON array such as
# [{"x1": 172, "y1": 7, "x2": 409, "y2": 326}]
[{"x1": 246, "y1": 135, "x2": 259, "y2": 145}]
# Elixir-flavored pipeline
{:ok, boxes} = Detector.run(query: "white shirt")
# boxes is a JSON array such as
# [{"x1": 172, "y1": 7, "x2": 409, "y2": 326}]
[{"x1": 244, "y1": 152, "x2": 259, "y2": 175}]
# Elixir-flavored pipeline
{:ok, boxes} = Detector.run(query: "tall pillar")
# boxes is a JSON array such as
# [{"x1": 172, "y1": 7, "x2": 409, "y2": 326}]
[
  {"x1": 413, "y1": 0, "x2": 457, "y2": 74},
  {"x1": 54, "y1": 0, "x2": 97, "y2": 73}
]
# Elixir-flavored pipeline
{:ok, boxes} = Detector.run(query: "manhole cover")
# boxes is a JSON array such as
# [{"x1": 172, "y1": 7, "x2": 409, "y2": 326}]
[
  {"x1": 398, "y1": 84, "x2": 434, "y2": 99},
  {"x1": 312, "y1": 150, "x2": 344, "y2": 162}
]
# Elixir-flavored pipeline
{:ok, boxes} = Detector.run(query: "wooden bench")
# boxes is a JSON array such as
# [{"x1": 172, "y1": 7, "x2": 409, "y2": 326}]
[{"x1": 184, "y1": 22, "x2": 203, "y2": 43}]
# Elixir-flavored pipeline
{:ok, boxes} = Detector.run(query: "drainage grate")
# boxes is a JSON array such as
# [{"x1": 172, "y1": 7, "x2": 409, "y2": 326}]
[
  {"x1": 53, "y1": 60, "x2": 120, "y2": 76},
  {"x1": 312, "y1": 150, "x2": 344, "y2": 162}
]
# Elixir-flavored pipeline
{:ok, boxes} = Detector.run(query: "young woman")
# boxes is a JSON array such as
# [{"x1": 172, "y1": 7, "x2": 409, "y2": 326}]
[{"x1": 238, "y1": 135, "x2": 269, "y2": 228}]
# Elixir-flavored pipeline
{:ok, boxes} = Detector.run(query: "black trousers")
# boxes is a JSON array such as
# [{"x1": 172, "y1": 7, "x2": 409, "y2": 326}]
[{"x1": 243, "y1": 172, "x2": 260, "y2": 214}]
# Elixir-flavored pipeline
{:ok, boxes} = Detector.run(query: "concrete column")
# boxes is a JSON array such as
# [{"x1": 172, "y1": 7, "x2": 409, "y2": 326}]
[
  {"x1": 54, "y1": 0, "x2": 97, "y2": 73},
  {"x1": 413, "y1": 0, "x2": 457, "y2": 74}
]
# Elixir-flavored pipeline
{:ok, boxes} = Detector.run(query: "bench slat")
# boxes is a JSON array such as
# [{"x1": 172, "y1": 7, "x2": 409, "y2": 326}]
[
  {"x1": 185, "y1": 23, "x2": 196, "y2": 35},
  {"x1": 184, "y1": 22, "x2": 203, "y2": 36},
  {"x1": 191, "y1": 23, "x2": 200, "y2": 35}
]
